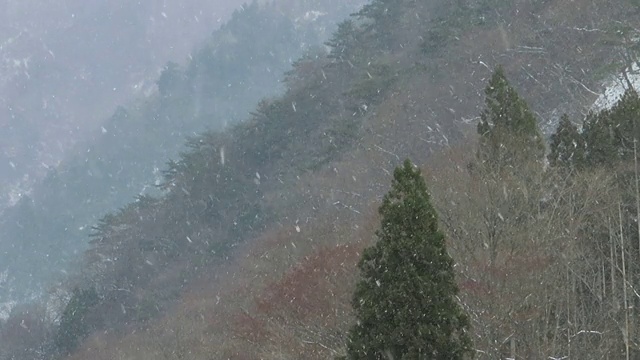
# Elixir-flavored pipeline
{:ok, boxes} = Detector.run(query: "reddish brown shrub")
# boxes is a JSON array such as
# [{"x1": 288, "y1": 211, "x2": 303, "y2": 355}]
[
  {"x1": 231, "y1": 312, "x2": 270, "y2": 343},
  {"x1": 256, "y1": 244, "x2": 361, "y2": 322}
]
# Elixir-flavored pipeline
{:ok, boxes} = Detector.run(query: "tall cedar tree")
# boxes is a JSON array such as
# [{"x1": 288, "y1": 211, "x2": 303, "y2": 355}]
[
  {"x1": 477, "y1": 66, "x2": 545, "y2": 171},
  {"x1": 548, "y1": 114, "x2": 585, "y2": 168},
  {"x1": 343, "y1": 159, "x2": 473, "y2": 360}
]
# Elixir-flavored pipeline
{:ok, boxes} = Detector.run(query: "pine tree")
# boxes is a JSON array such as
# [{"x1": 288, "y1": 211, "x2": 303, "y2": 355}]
[
  {"x1": 351, "y1": 0, "x2": 416, "y2": 50},
  {"x1": 602, "y1": 89, "x2": 640, "y2": 162},
  {"x1": 343, "y1": 159, "x2": 473, "y2": 360},
  {"x1": 325, "y1": 20, "x2": 364, "y2": 65},
  {"x1": 581, "y1": 89, "x2": 640, "y2": 167},
  {"x1": 54, "y1": 287, "x2": 100, "y2": 355},
  {"x1": 548, "y1": 114, "x2": 585, "y2": 169},
  {"x1": 353, "y1": 0, "x2": 399, "y2": 34},
  {"x1": 477, "y1": 66, "x2": 545, "y2": 171}
]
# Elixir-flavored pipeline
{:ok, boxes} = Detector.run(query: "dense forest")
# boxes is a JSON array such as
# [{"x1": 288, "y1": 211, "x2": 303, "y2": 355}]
[{"x1": 3, "y1": 0, "x2": 640, "y2": 358}]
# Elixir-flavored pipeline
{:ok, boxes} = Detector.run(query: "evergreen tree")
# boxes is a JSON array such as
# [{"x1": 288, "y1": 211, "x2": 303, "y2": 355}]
[
  {"x1": 343, "y1": 159, "x2": 473, "y2": 360},
  {"x1": 157, "y1": 61, "x2": 185, "y2": 98},
  {"x1": 609, "y1": 89, "x2": 640, "y2": 156},
  {"x1": 351, "y1": 0, "x2": 415, "y2": 50},
  {"x1": 326, "y1": 20, "x2": 361, "y2": 63},
  {"x1": 54, "y1": 287, "x2": 100, "y2": 355},
  {"x1": 353, "y1": 0, "x2": 399, "y2": 34},
  {"x1": 581, "y1": 89, "x2": 640, "y2": 167},
  {"x1": 477, "y1": 66, "x2": 545, "y2": 171},
  {"x1": 580, "y1": 109, "x2": 616, "y2": 168},
  {"x1": 548, "y1": 114, "x2": 585, "y2": 168}
]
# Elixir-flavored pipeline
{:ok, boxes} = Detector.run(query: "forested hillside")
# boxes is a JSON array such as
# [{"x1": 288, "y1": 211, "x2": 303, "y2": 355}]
[
  {"x1": 3, "y1": 0, "x2": 640, "y2": 359},
  {"x1": 0, "y1": 0, "x2": 362, "y2": 310},
  {"x1": 0, "y1": 0, "x2": 248, "y2": 204}
]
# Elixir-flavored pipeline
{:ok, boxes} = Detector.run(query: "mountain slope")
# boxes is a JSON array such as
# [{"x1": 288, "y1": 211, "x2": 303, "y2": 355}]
[
  {"x1": 0, "y1": 0, "x2": 363, "y2": 309},
  {"x1": 3, "y1": 0, "x2": 640, "y2": 359},
  {"x1": 0, "y1": 0, "x2": 256, "y2": 203},
  {"x1": 60, "y1": 0, "x2": 640, "y2": 358}
]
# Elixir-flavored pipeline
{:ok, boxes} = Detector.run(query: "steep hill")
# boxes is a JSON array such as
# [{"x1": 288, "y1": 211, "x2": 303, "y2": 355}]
[
  {"x1": 3, "y1": 0, "x2": 640, "y2": 359},
  {"x1": 58, "y1": 0, "x2": 639, "y2": 358},
  {"x1": 0, "y1": 0, "x2": 363, "y2": 310}
]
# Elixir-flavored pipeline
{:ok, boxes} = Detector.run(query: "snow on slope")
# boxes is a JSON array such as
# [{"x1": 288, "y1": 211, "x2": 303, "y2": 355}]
[{"x1": 592, "y1": 63, "x2": 640, "y2": 111}]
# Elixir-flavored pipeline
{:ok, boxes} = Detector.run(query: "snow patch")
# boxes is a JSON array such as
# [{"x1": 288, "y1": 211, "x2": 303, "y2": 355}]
[
  {"x1": 593, "y1": 63, "x2": 640, "y2": 111},
  {"x1": 0, "y1": 300, "x2": 17, "y2": 320},
  {"x1": 303, "y1": 10, "x2": 327, "y2": 22}
]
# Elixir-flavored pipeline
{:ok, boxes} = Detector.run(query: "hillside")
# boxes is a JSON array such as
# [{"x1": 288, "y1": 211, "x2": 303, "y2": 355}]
[
  {"x1": 0, "y1": 0, "x2": 363, "y2": 311},
  {"x1": 3, "y1": 0, "x2": 640, "y2": 359},
  {"x1": 0, "y1": 0, "x2": 254, "y2": 205}
]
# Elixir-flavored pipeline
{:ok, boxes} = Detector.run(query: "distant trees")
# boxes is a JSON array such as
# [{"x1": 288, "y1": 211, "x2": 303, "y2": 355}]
[
  {"x1": 325, "y1": 20, "x2": 362, "y2": 64},
  {"x1": 549, "y1": 89, "x2": 640, "y2": 170},
  {"x1": 341, "y1": 159, "x2": 473, "y2": 359},
  {"x1": 54, "y1": 287, "x2": 100, "y2": 355},
  {"x1": 547, "y1": 88, "x2": 640, "y2": 359},
  {"x1": 548, "y1": 114, "x2": 584, "y2": 168},
  {"x1": 477, "y1": 66, "x2": 545, "y2": 172},
  {"x1": 157, "y1": 61, "x2": 185, "y2": 98}
]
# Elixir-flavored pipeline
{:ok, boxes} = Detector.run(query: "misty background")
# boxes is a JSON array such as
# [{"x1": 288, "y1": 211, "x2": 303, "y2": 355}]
[{"x1": 0, "y1": 0, "x2": 363, "y2": 312}]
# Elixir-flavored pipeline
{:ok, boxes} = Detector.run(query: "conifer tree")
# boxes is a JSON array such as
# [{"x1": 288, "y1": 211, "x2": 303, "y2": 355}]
[
  {"x1": 583, "y1": 89, "x2": 640, "y2": 167},
  {"x1": 353, "y1": 0, "x2": 401, "y2": 34},
  {"x1": 326, "y1": 20, "x2": 362, "y2": 64},
  {"x1": 580, "y1": 109, "x2": 616, "y2": 168},
  {"x1": 54, "y1": 287, "x2": 100, "y2": 355},
  {"x1": 477, "y1": 66, "x2": 545, "y2": 171},
  {"x1": 351, "y1": 0, "x2": 416, "y2": 50},
  {"x1": 548, "y1": 114, "x2": 585, "y2": 168},
  {"x1": 343, "y1": 159, "x2": 473, "y2": 360}
]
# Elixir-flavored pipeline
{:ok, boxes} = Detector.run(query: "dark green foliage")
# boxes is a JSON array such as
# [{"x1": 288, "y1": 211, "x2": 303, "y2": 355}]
[
  {"x1": 421, "y1": 2, "x2": 481, "y2": 56},
  {"x1": 580, "y1": 110, "x2": 618, "y2": 168},
  {"x1": 348, "y1": 63, "x2": 397, "y2": 102},
  {"x1": 420, "y1": 1, "x2": 508, "y2": 56},
  {"x1": 343, "y1": 160, "x2": 473, "y2": 360},
  {"x1": 477, "y1": 66, "x2": 545, "y2": 170},
  {"x1": 157, "y1": 62, "x2": 186, "y2": 98},
  {"x1": 581, "y1": 89, "x2": 640, "y2": 168},
  {"x1": 548, "y1": 114, "x2": 585, "y2": 168},
  {"x1": 54, "y1": 287, "x2": 100, "y2": 355},
  {"x1": 326, "y1": 20, "x2": 364, "y2": 64},
  {"x1": 422, "y1": 18, "x2": 455, "y2": 55},
  {"x1": 351, "y1": 0, "x2": 424, "y2": 53},
  {"x1": 352, "y1": 0, "x2": 401, "y2": 44}
]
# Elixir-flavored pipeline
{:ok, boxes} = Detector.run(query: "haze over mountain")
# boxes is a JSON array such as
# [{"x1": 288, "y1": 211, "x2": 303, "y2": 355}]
[
  {"x1": 0, "y1": 0, "x2": 364, "y2": 312},
  {"x1": 0, "y1": 0, "x2": 246, "y2": 207}
]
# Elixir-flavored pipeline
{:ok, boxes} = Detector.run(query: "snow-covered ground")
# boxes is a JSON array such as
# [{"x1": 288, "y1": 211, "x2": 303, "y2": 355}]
[{"x1": 592, "y1": 63, "x2": 640, "y2": 111}]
